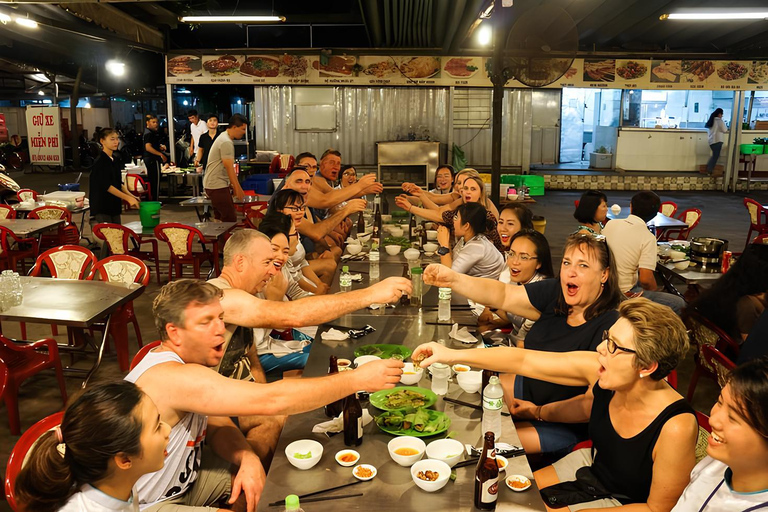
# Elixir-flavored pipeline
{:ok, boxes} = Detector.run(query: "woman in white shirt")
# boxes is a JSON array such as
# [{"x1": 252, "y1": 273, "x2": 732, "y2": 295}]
[
  {"x1": 705, "y1": 108, "x2": 728, "y2": 175},
  {"x1": 15, "y1": 381, "x2": 170, "y2": 512},
  {"x1": 671, "y1": 356, "x2": 768, "y2": 511},
  {"x1": 437, "y1": 202, "x2": 505, "y2": 279}
]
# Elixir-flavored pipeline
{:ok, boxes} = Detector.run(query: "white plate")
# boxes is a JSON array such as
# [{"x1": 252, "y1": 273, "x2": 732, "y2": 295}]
[
  {"x1": 353, "y1": 464, "x2": 377, "y2": 481},
  {"x1": 506, "y1": 474, "x2": 532, "y2": 492}
]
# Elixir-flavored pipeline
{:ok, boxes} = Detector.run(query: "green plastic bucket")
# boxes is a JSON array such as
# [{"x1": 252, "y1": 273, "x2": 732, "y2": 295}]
[{"x1": 139, "y1": 201, "x2": 162, "y2": 229}]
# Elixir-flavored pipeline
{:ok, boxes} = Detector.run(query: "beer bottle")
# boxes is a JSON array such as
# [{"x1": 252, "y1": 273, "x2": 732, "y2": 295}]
[
  {"x1": 357, "y1": 211, "x2": 365, "y2": 235},
  {"x1": 381, "y1": 193, "x2": 390, "y2": 215},
  {"x1": 420, "y1": 221, "x2": 427, "y2": 248},
  {"x1": 324, "y1": 356, "x2": 344, "y2": 417},
  {"x1": 399, "y1": 264, "x2": 411, "y2": 305},
  {"x1": 372, "y1": 203, "x2": 382, "y2": 251},
  {"x1": 474, "y1": 431, "x2": 499, "y2": 510},
  {"x1": 343, "y1": 392, "x2": 363, "y2": 446},
  {"x1": 409, "y1": 213, "x2": 417, "y2": 245}
]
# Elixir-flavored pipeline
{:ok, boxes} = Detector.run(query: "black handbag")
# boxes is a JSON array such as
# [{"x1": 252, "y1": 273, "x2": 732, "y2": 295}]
[{"x1": 539, "y1": 466, "x2": 631, "y2": 509}]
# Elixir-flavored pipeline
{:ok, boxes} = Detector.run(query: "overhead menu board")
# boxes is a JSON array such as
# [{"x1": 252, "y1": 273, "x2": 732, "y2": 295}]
[{"x1": 166, "y1": 54, "x2": 768, "y2": 91}]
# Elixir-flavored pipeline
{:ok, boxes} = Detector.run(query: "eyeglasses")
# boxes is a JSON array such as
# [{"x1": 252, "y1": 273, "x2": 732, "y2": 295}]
[
  {"x1": 602, "y1": 330, "x2": 637, "y2": 355},
  {"x1": 507, "y1": 251, "x2": 537, "y2": 262},
  {"x1": 285, "y1": 205, "x2": 306, "y2": 213}
]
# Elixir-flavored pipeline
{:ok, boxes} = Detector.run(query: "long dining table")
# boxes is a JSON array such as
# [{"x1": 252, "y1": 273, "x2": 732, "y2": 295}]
[{"x1": 258, "y1": 254, "x2": 547, "y2": 511}]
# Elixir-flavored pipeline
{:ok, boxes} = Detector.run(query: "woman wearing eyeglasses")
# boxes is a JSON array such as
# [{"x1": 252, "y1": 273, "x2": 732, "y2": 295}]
[
  {"x1": 671, "y1": 357, "x2": 768, "y2": 511},
  {"x1": 422, "y1": 233, "x2": 623, "y2": 458},
  {"x1": 414, "y1": 298, "x2": 698, "y2": 512},
  {"x1": 477, "y1": 230, "x2": 554, "y2": 340}
]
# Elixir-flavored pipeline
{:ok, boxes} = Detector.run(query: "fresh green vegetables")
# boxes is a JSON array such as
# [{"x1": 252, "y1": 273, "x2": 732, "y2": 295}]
[
  {"x1": 375, "y1": 408, "x2": 451, "y2": 436},
  {"x1": 293, "y1": 451, "x2": 313, "y2": 459}
]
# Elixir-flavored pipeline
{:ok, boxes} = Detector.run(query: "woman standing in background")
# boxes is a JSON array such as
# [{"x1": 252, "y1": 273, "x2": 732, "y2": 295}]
[{"x1": 704, "y1": 108, "x2": 728, "y2": 175}]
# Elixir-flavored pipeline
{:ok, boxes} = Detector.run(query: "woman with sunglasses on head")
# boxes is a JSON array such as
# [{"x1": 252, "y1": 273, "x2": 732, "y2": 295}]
[
  {"x1": 399, "y1": 168, "x2": 487, "y2": 209},
  {"x1": 497, "y1": 203, "x2": 534, "y2": 250},
  {"x1": 414, "y1": 298, "x2": 698, "y2": 512},
  {"x1": 478, "y1": 230, "x2": 554, "y2": 339},
  {"x1": 436, "y1": 202, "x2": 506, "y2": 279},
  {"x1": 671, "y1": 357, "x2": 768, "y2": 511},
  {"x1": 15, "y1": 380, "x2": 170, "y2": 512},
  {"x1": 423, "y1": 233, "x2": 623, "y2": 458},
  {"x1": 574, "y1": 190, "x2": 609, "y2": 235}
]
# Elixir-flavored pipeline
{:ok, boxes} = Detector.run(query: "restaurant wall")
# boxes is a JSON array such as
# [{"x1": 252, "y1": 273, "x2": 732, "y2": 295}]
[{"x1": 253, "y1": 86, "x2": 532, "y2": 169}]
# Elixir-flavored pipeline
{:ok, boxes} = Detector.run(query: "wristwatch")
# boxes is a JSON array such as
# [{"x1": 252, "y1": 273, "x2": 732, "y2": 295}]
[{"x1": 437, "y1": 246, "x2": 450, "y2": 256}]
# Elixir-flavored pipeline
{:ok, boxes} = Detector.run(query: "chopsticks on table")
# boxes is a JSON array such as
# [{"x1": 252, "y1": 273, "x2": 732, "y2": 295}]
[
  {"x1": 443, "y1": 397, "x2": 512, "y2": 417},
  {"x1": 267, "y1": 480, "x2": 364, "y2": 506},
  {"x1": 425, "y1": 321, "x2": 476, "y2": 327},
  {"x1": 453, "y1": 457, "x2": 480, "y2": 469}
]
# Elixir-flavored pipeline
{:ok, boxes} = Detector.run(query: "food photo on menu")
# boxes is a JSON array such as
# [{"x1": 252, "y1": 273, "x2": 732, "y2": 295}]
[
  {"x1": 749, "y1": 61, "x2": 768, "y2": 84},
  {"x1": 615, "y1": 60, "x2": 648, "y2": 81},
  {"x1": 166, "y1": 55, "x2": 202, "y2": 77},
  {"x1": 240, "y1": 56, "x2": 280, "y2": 77},
  {"x1": 680, "y1": 60, "x2": 715, "y2": 83},
  {"x1": 313, "y1": 55, "x2": 357, "y2": 76},
  {"x1": 651, "y1": 60, "x2": 681, "y2": 83},
  {"x1": 717, "y1": 61, "x2": 749, "y2": 82},
  {"x1": 359, "y1": 56, "x2": 400, "y2": 78},
  {"x1": 583, "y1": 59, "x2": 616, "y2": 82},
  {"x1": 443, "y1": 57, "x2": 480, "y2": 79},
  {"x1": 398, "y1": 57, "x2": 441, "y2": 79},
  {"x1": 202, "y1": 55, "x2": 241, "y2": 76}
]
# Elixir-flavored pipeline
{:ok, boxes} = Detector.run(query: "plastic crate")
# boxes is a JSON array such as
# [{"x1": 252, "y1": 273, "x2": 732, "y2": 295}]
[
  {"x1": 740, "y1": 144, "x2": 764, "y2": 155},
  {"x1": 478, "y1": 173, "x2": 492, "y2": 184},
  {"x1": 528, "y1": 185, "x2": 545, "y2": 196},
  {"x1": 501, "y1": 174, "x2": 524, "y2": 188},
  {"x1": 522, "y1": 175, "x2": 545, "y2": 188}
]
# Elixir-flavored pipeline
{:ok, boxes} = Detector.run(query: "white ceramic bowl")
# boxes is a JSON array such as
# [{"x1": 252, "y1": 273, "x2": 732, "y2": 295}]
[
  {"x1": 285, "y1": 439, "x2": 323, "y2": 470},
  {"x1": 496, "y1": 455, "x2": 508, "y2": 472},
  {"x1": 404, "y1": 248, "x2": 420, "y2": 261},
  {"x1": 354, "y1": 355, "x2": 381, "y2": 366},
  {"x1": 669, "y1": 250, "x2": 686, "y2": 261},
  {"x1": 457, "y1": 370, "x2": 482, "y2": 394},
  {"x1": 337, "y1": 358, "x2": 352, "y2": 371},
  {"x1": 400, "y1": 362, "x2": 424, "y2": 385},
  {"x1": 347, "y1": 244, "x2": 363, "y2": 255},
  {"x1": 423, "y1": 242, "x2": 439, "y2": 253},
  {"x1": 335, "y1": 449, "x2": 360, "y2": 467},
  {"x1": 674, "y1": 260, "x2": 690, "y2": 270},
  {"x1": 381, "y1": 214, "x2": 393, "y2": 222},
  {"x1": 388, "y1": 436, "x2": 426, "y2": 467},
  {"x1": 346, "y1": 237, "x2": 360, "y2": 245},
  {"x1": 357, "y1": 232, "x2": 372, "y2": 242},
  {"x1": 506, "y1": 474, "x2": 532, "y2": 492},
  {"x1": 507, "y1": 194, "x2": 519, "y2": 201},
  {"x1": 410, "y1": 459, "x2": 452, "y2": 492},
  {"x1": 425, "y1": 439, "x2": 464, "y2": 468},
  {"x1": 389, "y1": 227, "x2": 404, "y2": 237},
  {"x1": 426, "y1": 230, "x2": 438, "y2": 240},
  {"x1": 385, "y1": 245, "x2": 402, "y2": 256},
  {"x1": 383, "y1": 224, "x2": 396, "y2": 234},
  {"x1": 452, "y1": 364, "x2": 471, "y2": 374},
  {"x1": 353, "y1": 464, "x2": 378, "y2": 481}
]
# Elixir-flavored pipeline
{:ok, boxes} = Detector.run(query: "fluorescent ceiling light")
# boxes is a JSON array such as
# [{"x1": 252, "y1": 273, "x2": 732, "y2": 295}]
[
  {"x1": 15, "y1": 17, "x2": 38, "y2": 28},
  {"x1": 38, "y1": 90, "x2": 44, "y2": 96},
  {"x1": 106, "y1": 60, "x2": 126, "y2": 76},
  {"x1": 0, "y1": 13, "x2": 11, "y2": 24},
  {"x1": 478, "y1": 25, "x2": 492, "y2": 46},
  {"x1": 180, "y1": 15, "x2": 285, "y2": 23},
  {"x1": 661, "y1": 12, "x2": 768, "y2": 20}
]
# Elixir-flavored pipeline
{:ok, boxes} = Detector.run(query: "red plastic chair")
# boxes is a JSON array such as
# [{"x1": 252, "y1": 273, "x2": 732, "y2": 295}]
[
  {"x1": 153, "y1": 223, "x2": 214, "y2": 281},
  {"x1": 0, "y1": 204, "x2": 16, "y2": 219},
  {"x1": 28, "y1": 205, "x2": 79, "y2": 247},
  {"x1": 87, "y1": 256, "x2": 150, "y2": 372},
  {"x1": 125, "y1": 173, "x2": 152, "y2": 203},
  {"x1": 684, "y1": 311, "x2": 740, "y2": 403},
  {"x1": 130, "y1": 340, "x2": 162, "y2": 370},
  {"x1": 700, "y1": 344, "x2": 737, "y2": 390},
  {"x1": 5, "y1": 410, "x2": 65, "y2": 511},
  {"x1": 660, "y1": 208, "x2": 702, "y2": 241},
  {"x1": 269, "y1": 154, "x2": 295, "y2": 177},
  {"x1": 92, "y1": 223, "x2": 161, "y2": 284},
  {"x1": 0, "y1": 225, "x2": 37, "y2": 274},
  {"x1": 743, "y1": 198, "x2": 768, "y2": 250},
  {"x1": 15, "y1": 189, "x2": 38, "y2": 203},
  {"x1": 243, "y1": 201, "x2": 270, "y2": 230},
  {"x1": 659, "y1": 201, "x2": 678, "y2": 218},
  {"x1": 0, "y1": 334, "x2": 67, "y2": 435}
]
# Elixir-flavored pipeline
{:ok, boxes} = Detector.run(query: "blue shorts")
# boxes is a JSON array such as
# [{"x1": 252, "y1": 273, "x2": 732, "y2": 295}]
[{"x1": 513, "y1": 376, "x2": 587, "y2": 458}]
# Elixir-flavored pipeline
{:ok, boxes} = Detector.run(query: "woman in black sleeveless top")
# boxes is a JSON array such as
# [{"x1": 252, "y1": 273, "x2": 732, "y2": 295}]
[{"x1": 413, "y1": 298, "x2": 699, "y2": 511}]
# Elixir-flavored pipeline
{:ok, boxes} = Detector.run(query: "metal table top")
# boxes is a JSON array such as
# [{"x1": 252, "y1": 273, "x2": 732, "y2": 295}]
[
  {"x1": 0, "y1": 277, "x2": 144, "y2": 327},
  {"x1": 259, "y1": 313, "x2": 544, "y2": 511},
  {"x1": 606, "y1": 211, "x2": 688, "y2": 230},
  {"x1": 123, "y1": 220, "x2": 237, "y2": 240},
  {"x1": 656, "y1": 262, "x2": 722, "y2": 285},
  {"x1": 180, "y1": 195, "x2": 272, "y2": 207},
  {"x1": 13, "y1": 203, "x2": 89, "y2": 214},
  {"x1": 0, "y1": 218, "x2": 65, "y2": 236}
]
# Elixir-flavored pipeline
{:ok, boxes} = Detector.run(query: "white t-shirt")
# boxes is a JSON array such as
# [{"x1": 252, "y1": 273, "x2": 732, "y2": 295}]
[
  {"x1": 202, "y1": 131, "x2": 234, "y2": 190},
  {"x1": 603, "y1": 214, "x2": 657, "y2": 293},
  {"x1": 671, "y1": 457, "x2": 768, "y2": 512},
  {"x1": 58, "y1": 484, "x2": 139, "y2": 512},
  {"x1": 707, "y1": 117, "x2": 728, "y2": 145},
  {"x1": 452, "y1": 234, "x2": 506, "y2": 279},
  {"x1": 190, "y1": 120, "x2": 207, "y2": 150}
]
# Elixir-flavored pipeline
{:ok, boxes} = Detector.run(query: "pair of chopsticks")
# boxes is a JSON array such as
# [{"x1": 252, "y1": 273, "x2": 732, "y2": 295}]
[
  {"x1": 453, "y1": 457, "x2": 480, "y2": 469},
  {"x1": 267, "y1": 480, "x2": 364, "y2": 507},
  {"x1": 443, "y1": 397, "x2": 512, "y2": 417}
]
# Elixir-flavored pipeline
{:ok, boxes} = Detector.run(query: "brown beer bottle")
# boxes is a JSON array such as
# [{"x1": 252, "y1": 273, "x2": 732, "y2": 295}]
[
  {"x1": 409, "y1": 213, "x2": 417, "y2": 244},
  {"x1": 474, "y1": 431, "x2": 499, "y2": 510},
  {"x1": 324, "y1": 356, "x2": 344, "y2": 417},
  {"x1": 420, "y1": 221, "x2": 428, "y2": 248},
  {"x1": 357, "y1": 211, "x2": 365, "y2": 235},
  {"x1": 343, "y1": 392, "x2": 363, "y2": 446},
  {"x1": 372, "y1": 203, "x2": 382, "y2": 251}
]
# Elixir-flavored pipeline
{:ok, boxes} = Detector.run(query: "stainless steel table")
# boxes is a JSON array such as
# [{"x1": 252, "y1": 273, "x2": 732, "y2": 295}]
[
  {"x1": 656, "y1": 262, "x2": 721, "y2": 301},
  {"x1": 606, "y1": 211, "x2": 688, "y2": 236},
  {"x1": 13, "y1": 203, "x2": 91, "y2": 242},
  {"x1": 259, "y1": 255, "x2": 546, "y2": 511},
  {"x1": 0, "y1": 277, "x2": 145, "y2": 386},
  {"x1": 180, "y1": 195, "x2": 272, "y2": 222},
  {"x1": 0, "y1": 218, "x2": 65, "y2": 257}
]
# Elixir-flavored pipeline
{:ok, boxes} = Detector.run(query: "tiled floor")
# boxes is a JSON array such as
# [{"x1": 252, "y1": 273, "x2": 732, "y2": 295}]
[{"x1": 1, "y1": 168, "x2": 766, "y2": 510}]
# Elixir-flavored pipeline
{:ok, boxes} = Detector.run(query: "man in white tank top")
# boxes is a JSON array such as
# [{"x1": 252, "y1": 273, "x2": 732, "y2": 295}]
[{"x1": 127, "y1": 278, "x2": 409, "y2": 511}]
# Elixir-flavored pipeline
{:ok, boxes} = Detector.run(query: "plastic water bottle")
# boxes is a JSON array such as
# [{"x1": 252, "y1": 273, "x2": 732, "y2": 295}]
[
  {"x1": 340, "y1": 265, "x2": 352, "y2": 292},
  {"x1": 482, "y1": 376, "x2": 503, "y2": 441},
  {"x1": 438, "y1": 287, "x2": 452, "y2": 322},
  {"x1": 11, "y1": 272, "x2": 22, "y2": 306},
  {"x1": 284, "y1": 494, "x2": 305, "y2": 512}
]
